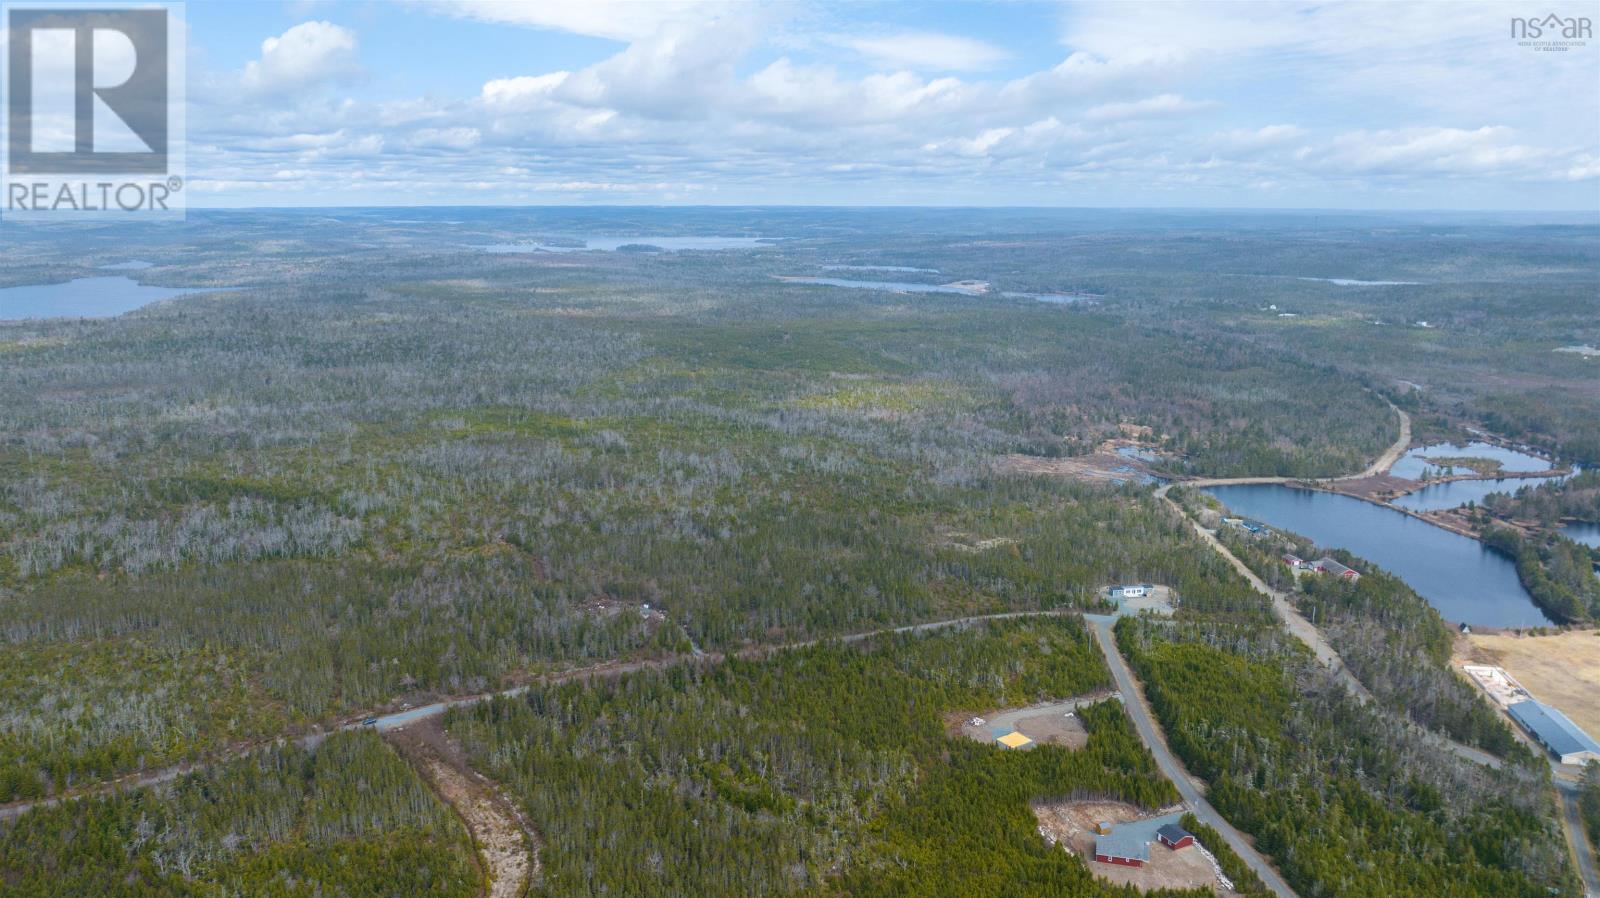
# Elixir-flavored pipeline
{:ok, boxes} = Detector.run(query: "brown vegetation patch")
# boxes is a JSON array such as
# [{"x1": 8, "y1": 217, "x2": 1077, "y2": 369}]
[
  {"x1": 1460, "y1": 629, "x2": 1600, "y2": 736},
  {"x1": 1000, "y1": 452, "x2": 1155, "y2": 485}
]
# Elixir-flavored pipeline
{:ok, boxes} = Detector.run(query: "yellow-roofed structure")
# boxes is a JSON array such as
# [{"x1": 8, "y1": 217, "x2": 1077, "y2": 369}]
[{"x1": 996, "y1": 730, "x2": 1033, "y2": 749}]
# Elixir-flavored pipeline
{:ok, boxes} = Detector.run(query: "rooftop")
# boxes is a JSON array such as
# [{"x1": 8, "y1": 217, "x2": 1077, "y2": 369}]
[
  {"x1": 1508, "y1": 700, "x2": 1600, "y2": 758},
  {"x1": 1094, "y1": 811, "x2": 1185, "y2": 862},
  {"x1": 995, "y1": 730, "x2": 1034, "y2": 749},
  {"x1": 1156, "y1": 823, "x2": 1193, "y2": 843}
]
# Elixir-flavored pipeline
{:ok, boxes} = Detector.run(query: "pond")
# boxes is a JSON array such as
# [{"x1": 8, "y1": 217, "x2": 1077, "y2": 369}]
[
  {"x1": 1388, "y1": 441, "x2": 1552, "y2": 479},
  {"x1": 1204, "y1": 483, "x2": 1554, "y2": 628},
  {"x1": 0, "y1": 276, "x2": 214, "y2": 320},
  {"x1": 479, "y1": 236, "x2": 776, "y2": 253}
]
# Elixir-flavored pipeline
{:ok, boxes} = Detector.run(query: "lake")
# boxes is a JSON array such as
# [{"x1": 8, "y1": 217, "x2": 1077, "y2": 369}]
[
  {"x1": 1389, "y1": 441, "x2": 1551, "y2": 479},
  {"x1": 0, "y1": 277, "x2": 213, "y2": 320},
  {"x1": 1205, "y1": 483, "x2": 1554, "y2": 628},
  {"x1": 1388, "y1": 442, "x2": 1565, "y2": 512},
  {"x1": 479, "y1": 236, "x2": 776, "y2": 253}
]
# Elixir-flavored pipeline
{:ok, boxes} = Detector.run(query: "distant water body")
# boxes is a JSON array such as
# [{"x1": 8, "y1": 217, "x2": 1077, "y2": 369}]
[
  {"x1": 779, "y1": 276, "x2": 1098, "y2": 304},
  {"x1": 1296, "y1": 277, "x2": 1421, "y2": 286},
  {"x1": 479, "y1": 236, "x2": 776, "y2": 253},
  {"x1": 0, "y1": 277, "x2": 213, "y2": 320}
]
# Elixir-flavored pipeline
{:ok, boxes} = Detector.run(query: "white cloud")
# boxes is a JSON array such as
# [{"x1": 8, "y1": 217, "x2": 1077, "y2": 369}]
[
  {"x1": 1084, "y1": 93, "x2": 1216, "y2": 122},
  {"x1": 241, "y1": 21, "x2": 360, "y2": 95},
  {"x1": 1308, "y1": 126, "x2": 1557, "y2": 177},
  {"x1": 408, "y1": 127, "x2": 481, "y2": 150},
  {"x1": 843, "y1": 32, "x2": 1009, "y2": 72},
  {"x1": 183, "y1": 2, "x2": 1597, "y2": 208},
  {"x1": 423, "y1": 0, "x2": 729, "y2": 43}
]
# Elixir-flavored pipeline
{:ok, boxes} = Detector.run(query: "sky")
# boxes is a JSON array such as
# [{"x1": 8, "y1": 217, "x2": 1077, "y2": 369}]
[{"x1": 165, "y1": 0, "x2": 1600, "y2": 209}]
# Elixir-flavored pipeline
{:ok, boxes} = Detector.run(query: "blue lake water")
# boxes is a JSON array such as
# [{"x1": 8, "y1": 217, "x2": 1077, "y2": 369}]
[
  {"x1": 0, "y1": 277, "x2": 212, "y2": 320},
  {"x1": 1561, "y1": 522, "x2": 1600, "y2": 549},
  {"x1": 480, "y1": 236, "x2": 776, "y2": 253},
  {"x1": 1389, "y1": 441, "x2": 1552, "y2": 479},
  {"x1": 1205, "y1": 483, "x2": 1554, "y2": 628},
  {"x1": 1392, "y1": 474, "x2": 1575, "y2": 513}
]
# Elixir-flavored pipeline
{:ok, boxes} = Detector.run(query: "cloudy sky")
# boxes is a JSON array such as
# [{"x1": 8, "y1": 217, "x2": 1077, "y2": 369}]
[{"x1": 176, "y1": 0, "x2": 1598, "y2": 209}]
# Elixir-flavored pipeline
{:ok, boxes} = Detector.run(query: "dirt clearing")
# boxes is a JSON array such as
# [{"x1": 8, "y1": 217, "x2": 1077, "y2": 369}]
[
  {"x1": 1461, "y1": 629, "x2": 1600, "y2": 736},
  {"x1": 1033, "y1": 800, "x2": 1236, "y2": 895},
  {"x1": 387, "y1": 719, "x2": 538, "y2": 898},
  {"x1": 950, "y1": 696, "x2": 1111, "y2": 750}
]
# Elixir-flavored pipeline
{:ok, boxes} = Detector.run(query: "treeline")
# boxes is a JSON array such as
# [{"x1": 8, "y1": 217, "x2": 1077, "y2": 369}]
[
  {"x1": 1483, "y1": 527, "x2": 1600, "y2": 624},
  {"x1": 1116, "y1": 618, "x2": 1576, "y2": 898},
  {"x1": 1484, "y1": 469, "x2": 1600, "y2": 526},
  {"x1": 1211, "y1": 522, "x2": 1523, "y2": 755},
  {"x1": 446, "y1": 618, "x2": 1194, "y2": 898},
  {"x1": 0, "y1": 731, "x2": 479, "y2": 897}
]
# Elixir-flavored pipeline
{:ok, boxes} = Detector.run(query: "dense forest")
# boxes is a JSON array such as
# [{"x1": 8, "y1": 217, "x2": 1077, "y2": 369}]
[
  {"x1": 0, "y1": 731, "x2": 479, "y2": 897},
  {"x1": 1116, "y1": 616, "x2": 1575, "y2": 898},
  {"x1": 446, "y1": 618, "x2": 1195, "y2": 898},
  {"x1": 1482, "y1": 527, "x2": 1600, "y2": 624}
]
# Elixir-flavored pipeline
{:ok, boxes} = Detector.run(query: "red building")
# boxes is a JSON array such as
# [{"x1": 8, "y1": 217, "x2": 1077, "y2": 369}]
[{"x1": 1157, "y1": 823, "x2": 1195, "y2": 850}]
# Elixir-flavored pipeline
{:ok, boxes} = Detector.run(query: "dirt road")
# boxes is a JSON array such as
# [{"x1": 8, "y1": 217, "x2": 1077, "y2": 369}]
[
  {"x1": 1557, "y1": 779, "x2": 1600, "y2": 898},
  {"x1": 387, "y1": 721, "x2": 537, "y2": 898}
]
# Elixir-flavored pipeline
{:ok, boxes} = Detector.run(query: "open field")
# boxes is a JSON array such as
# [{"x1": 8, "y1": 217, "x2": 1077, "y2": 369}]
[
  {"x1": 1033, "y1": 799, "x2": 1235, "y2": 895},
  {"x1": 1460, "y1": 630, "x2": 1600, "y2": 736}
]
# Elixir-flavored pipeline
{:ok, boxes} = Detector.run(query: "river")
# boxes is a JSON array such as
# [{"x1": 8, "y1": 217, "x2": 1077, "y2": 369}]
[{"x1": 1204, "y1": 484, "x2": 1554, "y2": 628}]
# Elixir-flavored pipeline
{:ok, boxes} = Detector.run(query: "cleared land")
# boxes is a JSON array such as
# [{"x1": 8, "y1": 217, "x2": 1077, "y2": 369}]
[
  {"x1": 1033, "y1": 799, "x2": 1235, "y2": 895},
  {"x1": 387, "y1": 721, "x2": 538, "y2": 898},
  {"x1": 950, "y1": 696, "x2": 1108, "y2": 750},
  {"x1": 1460, "y1": 629, "x2": 1600, "y2": 736}
]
